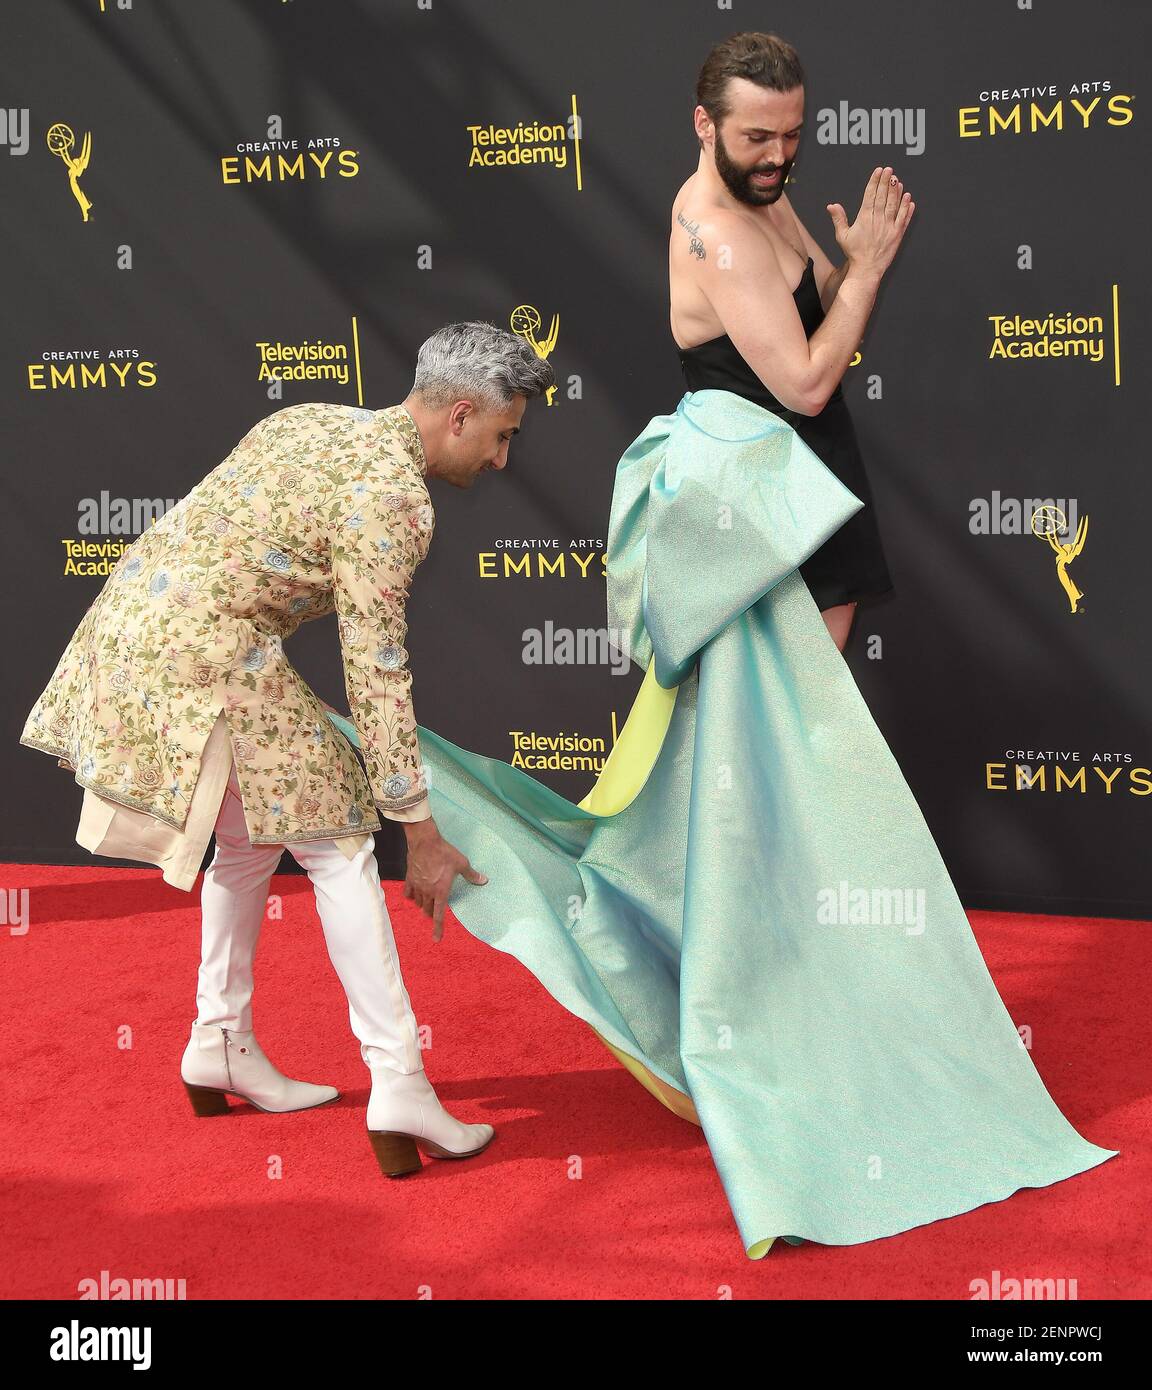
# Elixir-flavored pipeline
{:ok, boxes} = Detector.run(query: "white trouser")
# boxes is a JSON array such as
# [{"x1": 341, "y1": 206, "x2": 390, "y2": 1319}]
[{"x1": 195, "y1": 761, "x2": 423, "y2": 1075}]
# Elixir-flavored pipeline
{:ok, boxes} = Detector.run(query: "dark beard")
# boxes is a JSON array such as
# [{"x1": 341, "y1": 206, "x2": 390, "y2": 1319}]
[{"x1": 713, "y1": 129, "x2": 792, "y2": 206}]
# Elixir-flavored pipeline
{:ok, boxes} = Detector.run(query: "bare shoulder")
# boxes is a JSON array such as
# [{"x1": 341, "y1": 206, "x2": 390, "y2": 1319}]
[
  {"x1": 670, "y1": 175, "x2": 734, "y2": 239},
  {"x1": 671, "y1": 197, "x2": 775, "y2": 276},
  {"x1": 670, "y1": 173, "x2": 695, "y2": 212}
]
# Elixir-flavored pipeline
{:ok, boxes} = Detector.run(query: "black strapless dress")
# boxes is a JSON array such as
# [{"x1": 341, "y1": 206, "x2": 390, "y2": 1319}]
[{"x1": 678, "y1": 257, "x2": 893, "y2": 610}]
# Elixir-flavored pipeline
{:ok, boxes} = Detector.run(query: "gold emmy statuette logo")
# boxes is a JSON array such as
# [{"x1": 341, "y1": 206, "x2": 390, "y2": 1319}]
[
  {"x1": 510, "y1": 304, "x2": 559, "y2": 405},
  {"x1": 47, "y1": 122, "x2": 93, "y2": 222},
  {"x1": 1032, "y1": 504, "x2": 1088, "y2": 613}
]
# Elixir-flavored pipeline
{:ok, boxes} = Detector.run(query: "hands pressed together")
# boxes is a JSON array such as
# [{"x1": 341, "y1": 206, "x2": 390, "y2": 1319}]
[{"x1": 826, "y1": 165, "x2": 916, "y2": 278}]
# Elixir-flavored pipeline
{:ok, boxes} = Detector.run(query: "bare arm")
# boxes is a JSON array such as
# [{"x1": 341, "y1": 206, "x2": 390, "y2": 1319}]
[
  {"x1": 817, "y1": 262, "x2": 851, "y2": 315},
  {"x1": 688, "y1": 168, "x2": 914, "y2": 415},
  {"x1": 691, "y1": 211, "x2": 882, "y2": 417}
]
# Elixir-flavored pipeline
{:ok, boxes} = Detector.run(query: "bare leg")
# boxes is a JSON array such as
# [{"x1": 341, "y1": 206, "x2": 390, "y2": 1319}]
[{"x1": 821, "y1": 601, "x2": 857, "y2": 653}]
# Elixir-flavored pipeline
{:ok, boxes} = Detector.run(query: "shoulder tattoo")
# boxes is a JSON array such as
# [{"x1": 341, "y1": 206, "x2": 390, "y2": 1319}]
[{"x1": 676, "y1": 209, "x2": 706, "y2": 260}]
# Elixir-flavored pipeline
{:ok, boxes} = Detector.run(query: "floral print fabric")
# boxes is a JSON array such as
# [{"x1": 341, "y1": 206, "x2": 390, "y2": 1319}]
[{"x1": 20, "y1": 401, "x2": 434, "y2": 841}]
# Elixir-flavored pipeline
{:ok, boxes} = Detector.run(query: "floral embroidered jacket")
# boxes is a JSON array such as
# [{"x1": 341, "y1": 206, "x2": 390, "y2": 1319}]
[{"x1": 20, "y1": 401, "x2": 435, "y2": 841}]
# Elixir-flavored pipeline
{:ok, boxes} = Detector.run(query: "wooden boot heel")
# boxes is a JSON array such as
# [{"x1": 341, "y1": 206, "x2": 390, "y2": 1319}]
[
  {"x1": 369, "y1": 1130, "x2": 423, "y2": 1177},
  {"x1": 184, "y1": 1083, "x2": 231, "y2": 1117}
]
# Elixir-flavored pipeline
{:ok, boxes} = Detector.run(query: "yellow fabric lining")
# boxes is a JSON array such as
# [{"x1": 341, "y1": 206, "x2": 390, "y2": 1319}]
[
  {"x1": 576, "y1": 660, "x2": 779, "y2": 1256},
  {"x1": 577, "y1": 659, "x2": 677, "y2": 816},
  {"x1": 588, "y1": 1027, "x2": 701, "y2": 1126},
  {"x1": 588, "y1": 1029, "x2": 775, "y2": 1257},
  {"x1": 575, "y1": 661, "x2": 702, "y2": 1118}
]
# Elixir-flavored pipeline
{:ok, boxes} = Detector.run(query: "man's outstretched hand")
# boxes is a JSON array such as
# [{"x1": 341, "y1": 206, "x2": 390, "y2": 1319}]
[
  {"x1": 322, "y1": 699, "x2": 489, "y2": 937},
  {"x1": 403, "y1": 818, "x2": 488, "y2": 941}
]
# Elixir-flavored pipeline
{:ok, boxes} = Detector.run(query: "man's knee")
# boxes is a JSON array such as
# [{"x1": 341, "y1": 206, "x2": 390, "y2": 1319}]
[
  {"x1": 821, "y1": 600, "x2": 858, "y2": 651},
  {"x1": 287, "y1": 834, "x2": 370, "y2": 872}
]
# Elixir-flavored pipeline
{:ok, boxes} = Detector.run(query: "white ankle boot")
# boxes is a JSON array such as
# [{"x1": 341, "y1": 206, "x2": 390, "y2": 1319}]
[
  {"x1": 181, "y1": 1022, "x2": 340, "y2": 1115},
  {"x1": 366, "y1": 1064, "x2": 495, "y2": 1176}
]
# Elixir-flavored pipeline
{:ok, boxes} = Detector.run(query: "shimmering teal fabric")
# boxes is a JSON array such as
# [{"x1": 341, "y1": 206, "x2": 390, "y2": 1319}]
[{"x1": 329, "y1": 389, "x2": 1118, "y2": 1257}]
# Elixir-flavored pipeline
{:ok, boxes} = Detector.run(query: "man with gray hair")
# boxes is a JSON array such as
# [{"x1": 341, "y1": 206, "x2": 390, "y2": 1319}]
[{"x1": 20, "y1": 319, "x2": 553, "y2": 1178}]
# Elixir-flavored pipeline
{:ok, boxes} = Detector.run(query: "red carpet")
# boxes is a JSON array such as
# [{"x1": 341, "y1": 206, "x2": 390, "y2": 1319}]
[{"x1": 0, "y1": 862, "x2": 1146, "y2": 1300}]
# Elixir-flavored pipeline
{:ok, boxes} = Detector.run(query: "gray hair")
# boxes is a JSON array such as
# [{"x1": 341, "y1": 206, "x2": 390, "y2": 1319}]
[{"x1": 411, "y1": 320, "x2": 554, "y2": 411}]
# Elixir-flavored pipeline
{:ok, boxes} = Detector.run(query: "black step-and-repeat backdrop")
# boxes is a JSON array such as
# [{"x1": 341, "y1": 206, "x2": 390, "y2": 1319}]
[{"x1": 1, "y1": 1, "x2": 1147, "y2": 917}]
